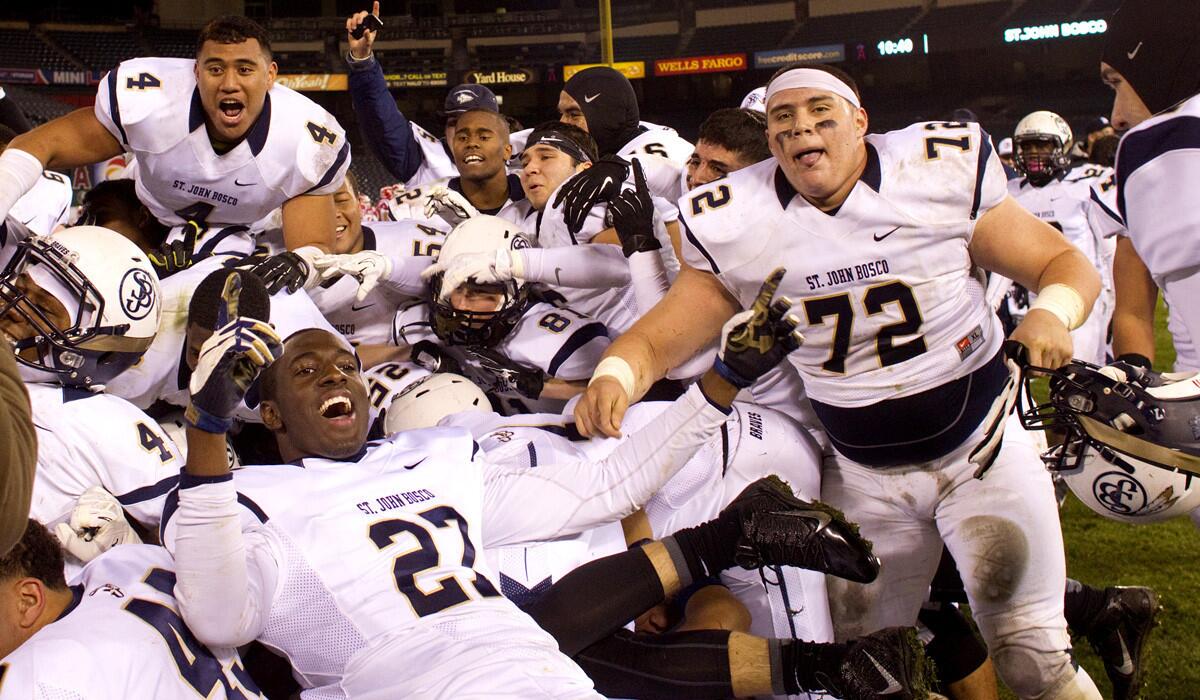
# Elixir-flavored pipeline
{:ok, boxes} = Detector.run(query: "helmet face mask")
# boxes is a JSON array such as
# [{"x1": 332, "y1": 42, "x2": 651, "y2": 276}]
[
  {"x1": 428, "y1": 215, "x2": 533, "y2": 348},
  {"x1": 1019, "y1": 360, "x2": 1200, "y2": 523},
  {"x1": 0, "y1": 228, "x2": 159, "y2": 388}
]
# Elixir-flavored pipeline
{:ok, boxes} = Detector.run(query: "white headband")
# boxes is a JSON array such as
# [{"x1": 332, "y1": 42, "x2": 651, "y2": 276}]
[{"x1": 765, "y1": 68, "x2": 861, "y2": 110}]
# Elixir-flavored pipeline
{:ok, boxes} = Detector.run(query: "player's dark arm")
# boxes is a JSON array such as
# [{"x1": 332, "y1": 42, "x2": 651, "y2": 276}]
[
  {"x1": 8, "y1": 107, "x2": 122, "y2": 169},
  {"x1": 346, "y1": 43, "x2": 424, "y2": 182},
  {"x1": 1110, "y1": 235, "x2": 1158, "y2": 366},
  {"x1": 0, "y1": 341, "x2": 36, "y2": 556}
]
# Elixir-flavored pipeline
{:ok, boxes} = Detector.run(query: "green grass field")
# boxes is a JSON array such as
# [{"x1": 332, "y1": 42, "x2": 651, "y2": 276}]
[{"x1": 998, "y1": 301, "x2": 1200, "y2": 699}]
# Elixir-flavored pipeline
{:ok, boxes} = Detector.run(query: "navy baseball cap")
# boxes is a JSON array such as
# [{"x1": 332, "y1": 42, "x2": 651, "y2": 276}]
[{"x1": 441, "y1": 84, "x2": 499, "y2": 116}]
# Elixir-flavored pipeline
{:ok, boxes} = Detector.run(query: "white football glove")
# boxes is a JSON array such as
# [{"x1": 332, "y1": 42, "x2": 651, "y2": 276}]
[
  {"x1": 54, "y1": 486, "x2": 142, "y2": 562},
  {"x1": 420, "y1": 249, "x2": 522, "y2": 302},
  {"x1": 313, "y1": 250, "x2": 395, "y2": 302},
  {"x1": 423, "y1": 185, "x2": 481, "y2": 225}
]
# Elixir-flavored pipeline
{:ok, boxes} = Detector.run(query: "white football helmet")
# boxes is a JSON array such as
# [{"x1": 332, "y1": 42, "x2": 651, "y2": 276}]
[
  {"x1": 428, "y1": 215, "x2": 532, "y2": 347},
  {"x1": 1020, "y1": 361, "x2": 1200, "y2": 523},
  {"x1": 384, "y1": 373, "x2": 490, "y2": 434},
  {"x1": 1013, "y1": 110, "x2": 1073, "y2": 183},
  {"x1": 0, "y1": 226, "x2": 160, "y2": 387}
]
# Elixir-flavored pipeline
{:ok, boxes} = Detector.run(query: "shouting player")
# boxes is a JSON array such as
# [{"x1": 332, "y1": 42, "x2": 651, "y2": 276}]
[
  {"x1": 576, "y1": 63, "x2": 1103, "y2": 700},
  {"x1": 0, "y1": 16, "x2": 349, "y2": 294}
]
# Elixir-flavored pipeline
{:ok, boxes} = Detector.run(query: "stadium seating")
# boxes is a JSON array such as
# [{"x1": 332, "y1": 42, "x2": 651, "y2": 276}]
[
  {"x1": 0, "y1": 28, "x2": 77, "y2": 70},
  {"x1": 49, "y1": 30, "x2": 145, "y2": 71}
]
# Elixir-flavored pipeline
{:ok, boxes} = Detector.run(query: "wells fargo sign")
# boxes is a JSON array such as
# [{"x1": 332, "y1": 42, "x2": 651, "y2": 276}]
[{"x1": 654, "y1": 53, "x2": 748, "y2": 76}]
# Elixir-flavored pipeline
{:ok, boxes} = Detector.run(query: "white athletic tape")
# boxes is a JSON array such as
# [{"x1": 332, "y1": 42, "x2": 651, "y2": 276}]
[
  {"x1": 590, "y1": 356, "x2": 636, "y2": 399},
  {"x1": 765, "y1": 68, "x2": 861, "y2": 109},
  {"x1": 1031, "y1": 283, "x2": 1087, "y2": 331}
]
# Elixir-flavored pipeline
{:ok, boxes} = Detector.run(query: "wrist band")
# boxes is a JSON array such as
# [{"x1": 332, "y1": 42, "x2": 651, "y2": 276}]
[
  {"x1": 184, "y1": 403, "x2": 232, "y2": 435},
  {"x1": 0, "y1": 148, "x2": 45, "y2": 220},
  {"x1": 1030, "y1": 283, "x2": 1087, "y2": 330},
  {"x1": 508, "y1": 249, "x2": 526, "y2": 280},
  {"x1": 590, "y1": 356, "x2": 636, "y2": 398}
]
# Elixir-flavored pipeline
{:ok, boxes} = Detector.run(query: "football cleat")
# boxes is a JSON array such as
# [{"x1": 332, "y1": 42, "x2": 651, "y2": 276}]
[
  {"x1": 728, "y1": 476, "x2": 880, "y2": 583},
  {"x1": 1086, "y1": 586, "x2": 1160, "y2": 700},
  {"x1": 838, "y1": 627, "x2": 932, "y2": 700}
]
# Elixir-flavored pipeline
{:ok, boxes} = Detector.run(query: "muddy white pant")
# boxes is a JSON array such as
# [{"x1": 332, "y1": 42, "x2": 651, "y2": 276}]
[{"x1": 821, "y1": 414, "x2": 1098, "y2": 699}]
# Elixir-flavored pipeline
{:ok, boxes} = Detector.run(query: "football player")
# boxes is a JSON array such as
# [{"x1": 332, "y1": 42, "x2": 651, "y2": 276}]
[
  {"x1": 1007, "y1": 110, "x2": 1115, "y2": 365},
  {"x1": 164, "y1": 274, "x2": 894, "y2": 698},
  {"x1": 306, "y1": 174, "x2": 445, "y2": 348},
  {"x1": 395, "y1": 215, "x2": 611, "y2": 414},
  {"x1": 430, "y1": 121, "x2": 673, "y2": 335},
  {"x1": 576, "y1": 63, "x2": 1104, "y2": 700},
  {"x1": 685, "y1": 107, "x2": 771, "y2": 191},
  {"x1": 346, "y1": 2, "x2": 528, "y2": 190},
  {"x1": 380, "y1": 108, "x2": 531, "y2": 225},
  {"x1": 1099, "y1": 2, "x2": 1200, "y2": 378},
  {"x1": 0, "y1": 226, "x2": 179, "y2": 562},
  {"x1": 0, "y1": 521, "x2": 264, "y2": 699},
  {"x1": 0, "y1": 16, "x2": 349, "y2": 295}
]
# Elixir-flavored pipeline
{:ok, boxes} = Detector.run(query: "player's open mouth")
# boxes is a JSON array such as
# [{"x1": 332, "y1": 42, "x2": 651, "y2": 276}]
[
  {"x1": 319, "y1": 392, "x2": 356, "y2": 426},
  {"x1": 218, "y1": 99, "x2": 245, "y2": 126},
  {"x1": 335, "y1": 224, "x2": 348, "y2": 238},
  {"x1": 462, "y1": 154, "x2": 484, "y2": 164},
  {"x1": 794, "y1": 148, "x2": 824, "y2": 167}
]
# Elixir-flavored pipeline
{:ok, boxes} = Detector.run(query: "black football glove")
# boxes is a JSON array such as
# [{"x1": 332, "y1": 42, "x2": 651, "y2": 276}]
[
  {"x1": 147, "y1": 221, "x2": 200, "y2": 279},
  {"x1": 185, "y1": 274, "x2": 282, "y2": 434},
  {"x1": 251, "y1": 246, "x2": 321, "y2": 294},
  {"x1": 458, "y1": 346, "x2": 545, "y2": 400},
  {"x1": 410, "y1": 340, "x2": 464, "y2": 376},
  {"x1": 713, "y1": 268, "x2": 803, "y2": 389},
  {"x1": 553, "y1": 155, "x2": 630, "y2": 234},
  {"x1": 607, "y1": 159, "x2": 660, "y2": 258}
]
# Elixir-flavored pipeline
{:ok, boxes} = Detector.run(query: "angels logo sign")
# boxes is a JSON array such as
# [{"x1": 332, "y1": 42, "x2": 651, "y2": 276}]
[{"x1": 119, "y1": 268, "x2": 156, "y2": 320}]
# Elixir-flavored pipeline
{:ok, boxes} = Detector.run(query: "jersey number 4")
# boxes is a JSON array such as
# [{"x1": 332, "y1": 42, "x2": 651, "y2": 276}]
[
  {"x1": 804, "y1": 281, "x2": 927, "y2": 373},
  {"x1": 125, "y1": 568, "x2": 260, "y2": 698},
  {"x1": 306, "y1": 121, "x2": 338, "y2": 145},
  {"x1": 370, "y1": 505, "x2": 501, "y2": 617},
  {"x1": 125, "y1": 72, "x2": 161, "y2": 90}
]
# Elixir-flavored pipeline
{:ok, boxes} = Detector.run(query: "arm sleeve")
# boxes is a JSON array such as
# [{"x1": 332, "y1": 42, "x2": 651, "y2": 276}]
[
  {"x1": 347, "y1": 55, "x2": 425, "y2": 182},
  {"x1": 517, "y1": 245, "x2": 631, "y2": 288},
  {"x1": 171, "y1": 475, "x2": 278, "y2": 648},
  {"x1": 0, "y1": 342, "x2": 34, "y2": 556},
  {"x1": 627, "y1": 249, "x2": 670, "y2": 314},
  {"x1": 378, "y1": 255, "x2": 434, "y2": 298},
  {"x1": 482, "y1": 382, "x2": 729, "y2": 546}
]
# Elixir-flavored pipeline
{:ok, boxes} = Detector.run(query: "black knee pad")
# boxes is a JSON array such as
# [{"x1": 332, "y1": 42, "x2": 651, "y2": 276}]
[{"x1": 919, "y1": 603, "x2": 989, "y2": 684}]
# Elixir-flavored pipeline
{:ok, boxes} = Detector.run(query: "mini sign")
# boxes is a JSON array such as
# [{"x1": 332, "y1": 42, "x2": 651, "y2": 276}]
[{"x1": 654, "y1": 53, "x2": 748, "y2": 76}]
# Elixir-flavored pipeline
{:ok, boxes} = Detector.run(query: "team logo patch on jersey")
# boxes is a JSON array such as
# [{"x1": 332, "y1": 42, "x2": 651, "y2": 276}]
[
  {"x1": 954, "y1": 324, "x2": 984, "y2": 361},
  {"x1": 119, "y1": 268, "x2": 156, "y2": 320}
]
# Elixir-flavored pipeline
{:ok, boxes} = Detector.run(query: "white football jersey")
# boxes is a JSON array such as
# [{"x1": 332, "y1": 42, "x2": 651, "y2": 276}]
[
  {"x1": 27, "y1": 383, "x2": 181, "y2": 530},
  {"x1": 1115, "y1": 93, "x2": 1200, "y2": 288},
  {"x1": 94, "y1": 57, "x2": 350, "y2": 254},
  {"x1": 309, "y1": 220, "x2": 448, "y2": 345},
  {"x1": 392, "y1": 298, "x2": 610, "y2": 414},
  {"x1": 403, "y1": 122, "x2": 458, "y2": 189},
  {"x1": 162, "y1": 430, "x2": 601, "y2": 700},
  {"x1": 681, "y1": 122, "x2": 1009, "y2": 407},
  {"x1": 9, "y1": 170, "x2": 72, "y2": 236},
  {"x1": 530, "y1": 180, "x2": 678, "y2": 334},
  {"x1": 1009, "y1": 164, "x2": 1115, "y2": 364},
  {"x1": 619, "y1": 122, "x2": 693, "y2": 204},
  {"x1": 0, "y1": 545, "x2": 262, "y2": 700},
  {"x1": 383, "y1": 175, "x2": 533, "y2": 227}
]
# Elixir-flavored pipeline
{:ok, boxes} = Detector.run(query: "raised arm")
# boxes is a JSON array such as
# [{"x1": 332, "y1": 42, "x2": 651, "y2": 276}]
[
  {"x1": 346, "y1": 2, "x2": 426, "y2": 182},
  {"x1": 172, "y1": 274, "x2": 283, "y2": 647},
  {"x1": 485, "y1": 269, "x2": 800, "y2": 546}
]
